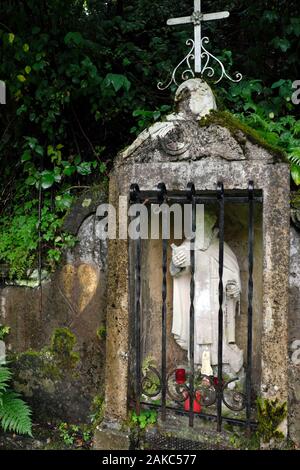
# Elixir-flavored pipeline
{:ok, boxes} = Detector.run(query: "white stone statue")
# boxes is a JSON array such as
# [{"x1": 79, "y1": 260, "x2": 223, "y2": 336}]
[
  {"x1": 175, "y1": 79, "x2": 217, "y2": 119},
  {"x1": 170, "y1": 212, "x2": 243, "y2": 374}
]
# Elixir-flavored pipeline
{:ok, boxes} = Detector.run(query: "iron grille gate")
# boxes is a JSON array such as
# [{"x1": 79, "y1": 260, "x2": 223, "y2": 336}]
[{"x1": 129, "y1": 181, "x2": 262, "y2": 433}]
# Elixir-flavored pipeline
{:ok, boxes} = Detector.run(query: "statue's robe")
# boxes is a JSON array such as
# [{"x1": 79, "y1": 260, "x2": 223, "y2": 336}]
[{"x1": 172, "y1": 235, "x2": 243, "y2": 374}]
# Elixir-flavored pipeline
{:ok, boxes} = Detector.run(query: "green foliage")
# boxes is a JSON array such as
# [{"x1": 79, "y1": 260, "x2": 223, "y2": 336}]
[
  {"x1": 0, "y1": 364, "x2": 32, "y2": 436},
  {"x1": 0, "y1": 325, "x2": 10, "y2": 341},
  {"x1": 0, "y1": 0, "x2": 300, "y2": 276},
  {"x1": 0, "y1": 196, "x2": 77, "y2": 279},
  {"x1": 238, "y1": 111, "x2": 300, "y2": 184},
  {"x1": 256, "y1": 398, "x2": 287, "y2": 443},
  {"x1": 58, "y1": 422, "x2": 92, "y2": 447},
  {"x1": 90, "y1": 394, "x2": 105, "y2": 426},
  {"x1": 142, "y1": 356, "x2": 156, "y2": 372},
  {"x1": 219, "y1": 77, "x2": 300, "y2": 184},
  {"x1": 228, "y1": 429, "x2": 260, "y2": 450},
  {"x1": 130, "y1": 105, "x2": 171, "y2": 136},
  {"x1": 141, "y1": 356, "x2": 161, "y2": 397},
  {"x1": 130, "y1": 409, "x2": 158, "y2": 430}
]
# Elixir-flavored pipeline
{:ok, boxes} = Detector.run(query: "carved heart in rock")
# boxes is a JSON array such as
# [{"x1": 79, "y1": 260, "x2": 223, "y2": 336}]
[{"x1": 60, "y1": 263, "x2": 99, "y2": 316}]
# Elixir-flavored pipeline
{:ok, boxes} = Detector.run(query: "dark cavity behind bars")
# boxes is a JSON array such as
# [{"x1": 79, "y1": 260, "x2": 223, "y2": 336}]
[{"x1": 130, "y1": 182, "x2": 261, "y2": 432}]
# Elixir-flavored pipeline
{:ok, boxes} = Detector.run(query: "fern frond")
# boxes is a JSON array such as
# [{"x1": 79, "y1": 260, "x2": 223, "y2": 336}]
[
  {"x1": 289, "y1": 155, "x2": 300, "y2": 166},
  {"x1": 0, "y1": 366, "x2": 12, "y2": 394},
  {"x1": 0, "y1": 390, "x2": 32, "y2": 436},
  {"x1": 288, "y1": 148, "x2": 300, "y2": 166}
]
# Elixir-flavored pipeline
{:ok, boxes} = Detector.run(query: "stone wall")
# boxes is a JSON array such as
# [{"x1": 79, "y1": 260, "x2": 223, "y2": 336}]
[
  {"x1": 289, "y1": 223, "x2": 300, "y2": 445},
  {"x1": 0, "y1": 189, "x2": 108, "y2": 423}
]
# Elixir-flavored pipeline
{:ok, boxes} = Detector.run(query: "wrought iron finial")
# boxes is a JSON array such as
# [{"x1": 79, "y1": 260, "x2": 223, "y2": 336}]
[{"x1": 158, "y1": 0, "x2": 242, "y2": 90}]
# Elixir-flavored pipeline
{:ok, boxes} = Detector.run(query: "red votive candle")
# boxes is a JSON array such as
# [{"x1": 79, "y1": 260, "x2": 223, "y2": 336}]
[{"x1": 175, "y1": 368, "x2": 186, "y2": 384}]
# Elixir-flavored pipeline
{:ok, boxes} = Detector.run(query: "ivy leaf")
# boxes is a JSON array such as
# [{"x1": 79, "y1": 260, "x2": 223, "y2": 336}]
[
  {"x1": 272, "y1": 37, "x2": 291, "y2": 52},
  {"x1": 99, "y1": 162, "x2": 106, "y2": 173},
  {"x1": 76, "y1": 162, "x2": 92, "y2": 175},
  {"x1": 55, "y1": 194, "x2": 73, "y2": 211},
  {"x1": 291, "y1": 164, "x2": 300, "y2": 186},
  {"x1": 262, "y1": 10, "x2": 278, "y2": 23},
  {"x1": 288, "y1": 18, "x2": 300, "y2": 37},
  {"x1": 63, "y1": 165, "x2": 76, "y2": 176},
  {"x1": 54, "y1": 167, "x2": 62, "y2": 183},
  {"x1": 25, "y1": 176, "x2": 36, "y2": 186},
  {"x1": 8, "y1": 33, "x2": 15, "y2": 44},
  {"x1": 35, "y1": 145, "x2": 44, "y2": 157},
  {"x1": 104, "y1": 73, "x2": 131, "y2": 92},
  {"x1": 271, "y1": 79, "x2": 286, "y2": 89},
  {"x1": 41, "y1": 171, "x2": 55, "y2": 189},
  {"x1": 17, "y1": 75, "x2": 26, "y2": 83},
  {"x1": 21, "y1": 150, "x2": 32, "y2": 162},
  {"x1": 64, "y1": 32, "x2": 83, "y2": 46},
  {"x1": 160, "y1": 105, "x2": 171, "y2": 112},
  {"x1": 16, "y1": 104, "x2": 27, "y2": 116}
]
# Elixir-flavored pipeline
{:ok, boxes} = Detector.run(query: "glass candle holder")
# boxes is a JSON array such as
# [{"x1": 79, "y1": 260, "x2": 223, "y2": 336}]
[{"x1": 175, "y1": 368, "x2": 186, "y2": 384}]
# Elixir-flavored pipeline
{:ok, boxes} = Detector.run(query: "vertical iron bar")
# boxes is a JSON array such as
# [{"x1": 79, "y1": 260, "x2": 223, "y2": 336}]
[
  {"x1": 246, "y1": 181, "x2": 254, "y2": 435},
  {"x1": 38, "y1": 179, "x2": 43, "y2": 316},
  {"x1": 158, "y1": 183, "x2": 168, "y2": 422},
  {"x1": 217, "y1": 182, "x2": 225, "y2": 432},
  {"x1": 187, "y1": 183, "x2": 196, "y2": 427},
  {"x1": 131, "y1": 184, "x2": 142, "y2": 416}
]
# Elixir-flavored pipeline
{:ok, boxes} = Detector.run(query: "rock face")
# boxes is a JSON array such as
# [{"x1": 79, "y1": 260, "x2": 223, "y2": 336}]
[{"x1": 0, "y1": 189, "x2": 108, "y2": 423}]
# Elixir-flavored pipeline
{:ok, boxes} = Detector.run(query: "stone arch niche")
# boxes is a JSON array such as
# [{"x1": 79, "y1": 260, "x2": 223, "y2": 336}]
[
  {"x1": 95, "y1": 79, "x2": 290, "y2": 450},
  {"x1": 135, "y1": 202, "x2": 263, "y2": 395}
]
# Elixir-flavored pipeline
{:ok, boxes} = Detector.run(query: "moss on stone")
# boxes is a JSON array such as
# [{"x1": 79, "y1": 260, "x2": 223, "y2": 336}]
[
  {"x1": 96, "y1": 325, "x2": 106, "y2": 341},
  {"x1": 50, "y1": 327, "x2": 76, "y2": 355},
  {"x1": 199, "y1": 110, "x2": 287, "y2": 162},
  {"x1": 50, "y1": 327, "x2": 80, "y2": 369},
  {"x1": 256, "y1": 398, "x2": 287, "y2": 443},
  {"x1": 291, "y1": 190, "x2": 300, "y2": 209},
  {"x1": 10, "y1": 328, "x2": 80, "y2": 391},
  {"x1": 90, "y1": 394, "x2": 105, "y2": 428}
]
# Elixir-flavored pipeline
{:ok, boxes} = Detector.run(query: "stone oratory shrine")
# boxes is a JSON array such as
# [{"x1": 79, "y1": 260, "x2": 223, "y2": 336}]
[{"x1": 92, "y1": 1, "x2": 295, "y2": 450}]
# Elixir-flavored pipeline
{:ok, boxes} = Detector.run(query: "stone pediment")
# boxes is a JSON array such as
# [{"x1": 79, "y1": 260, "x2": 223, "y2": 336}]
[
  {"x1": 119, "y1": 113, "x2": 279, "y2": 166},
  {"x1": 117, "y1": 79, "x2": 283, "y2": 167}
]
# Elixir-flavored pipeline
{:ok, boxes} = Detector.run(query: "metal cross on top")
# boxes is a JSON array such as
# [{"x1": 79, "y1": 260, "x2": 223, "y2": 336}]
[
  {"x1": 158, "y1": 0, "x2": 242, "y2": 90},
  {"x1": 167, "y1": 0, "x2": 229, "y2": 74}
]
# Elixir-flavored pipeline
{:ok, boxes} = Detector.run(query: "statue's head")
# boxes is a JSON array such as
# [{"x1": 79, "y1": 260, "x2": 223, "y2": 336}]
[
  {"x1": 175, "y1": 78, "x2": 217, "y2": 119},
  {"x1": 195, "y1": 208, "x2": 218, "y2": 250}
]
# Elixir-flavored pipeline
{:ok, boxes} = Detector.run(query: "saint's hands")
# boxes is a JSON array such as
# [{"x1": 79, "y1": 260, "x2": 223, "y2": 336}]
[
  {"x1": 171, "y1": 246, "x2": 188, "y2": 268},
  {"x1": 226, "y1": 281, "x2": 240, "y2": 298}
]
